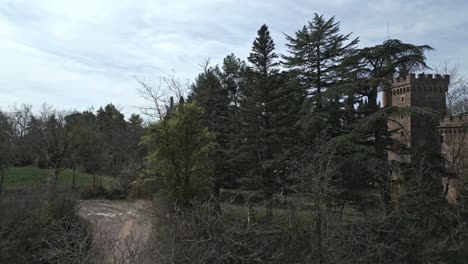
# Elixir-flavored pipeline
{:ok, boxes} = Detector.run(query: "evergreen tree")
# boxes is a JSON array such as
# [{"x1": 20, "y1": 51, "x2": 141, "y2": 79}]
[
  {"x1": 190, "y1": 64, "x2": 232, "y2": 205},
  {"x1": 66, "y1": 111, "x2": 103, "y2": 189},
  {"x1": 239, "y1": 24, "x2": 300, "y2": 216},
  {"x1": 283, "y1": 14, "x2": 359, "y2": 140},
  {"x1": 346, "y1": 39, "x2": 433, "y2": 114},
  {"x1": 221, "y1": 54, "x2": 247, "y2": 114},
  {"x1": 96, "y1": 104, "x2": 127, "y2": 178},
  {"x1": 336, "y1": 40, "x2": 434, "y2": 212},
  {"x1": 220, "y1": 54, "x2": 248, "y2": 188}
]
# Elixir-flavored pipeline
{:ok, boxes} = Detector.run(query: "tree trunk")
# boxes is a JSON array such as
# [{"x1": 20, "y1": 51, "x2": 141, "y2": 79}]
[
  {"x1": 47, "y1": 169, "x2": 60, "y2": 205},
  {"x1": 375, "y1": 118, "x2": 392, "y2": 213},
  {"x1": 266, "y1": 191, "x2": 273, "y2": 217},
  {"x1": 368, "y1": 87, "x2": 379, "y2": 114},
  {"x1": 212, "y1": 177, "x2": 221, "y2": 212},
  {"x1": 72, "y1": 167, "x2": 76, "y2": 190},
  {"x1": 316, "y1": 45, "x2": 322, "y2": 112},
  {"x1": 0, "y1": 170, "x2": 4, "y2": 201},
  {"x1": 316, "y1": 208, "x2": 323, "y2": 264},
  {"x1": 93, "y1": 172, "x2": 96, "y2": 190}
]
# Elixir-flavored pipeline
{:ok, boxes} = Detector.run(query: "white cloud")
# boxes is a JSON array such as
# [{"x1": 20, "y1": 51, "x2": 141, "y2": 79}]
[{"x1": 0, "y1": 0, "x2": 467, "y2": 116}]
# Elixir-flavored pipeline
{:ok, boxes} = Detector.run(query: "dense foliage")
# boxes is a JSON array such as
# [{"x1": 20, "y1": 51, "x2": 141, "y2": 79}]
[{"x1": 1, "y1": 103, "x2": 145, "y2": 195}]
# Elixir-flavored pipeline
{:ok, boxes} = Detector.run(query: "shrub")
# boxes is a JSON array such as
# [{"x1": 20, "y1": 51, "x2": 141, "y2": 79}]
[{"x1": 0, "y1": 188, "x2": 92, "y2": 264}]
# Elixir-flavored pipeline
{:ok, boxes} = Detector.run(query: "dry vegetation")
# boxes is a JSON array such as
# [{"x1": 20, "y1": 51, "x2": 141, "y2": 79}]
[{"x1": 0, "y1": 188, "x2": 91, "y2": 264}]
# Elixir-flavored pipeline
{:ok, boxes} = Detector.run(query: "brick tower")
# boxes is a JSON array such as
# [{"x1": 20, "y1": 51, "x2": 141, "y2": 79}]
[{"x1": 382, "y1": 73, "x2": 450, "y2": 162}]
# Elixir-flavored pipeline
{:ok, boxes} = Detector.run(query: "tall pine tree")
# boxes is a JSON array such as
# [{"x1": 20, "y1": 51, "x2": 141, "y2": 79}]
[
  {"x1": 220, "y1": 54, "x2": 248, "y2": 188},
  {"x1": 239, "y1": 24, "x2": 300, "y2": 216},
  {"x1": 283, "y1": 14, "x2": 359, "y2": 141},
  {"x1": 190, "y1": 64, "x2": 232, "y2": 206}
]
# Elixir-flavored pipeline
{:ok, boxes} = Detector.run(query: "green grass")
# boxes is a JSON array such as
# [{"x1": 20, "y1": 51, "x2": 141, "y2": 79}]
[{"x1": 3, "y1": 166, "x2": 115, "y2": 189}]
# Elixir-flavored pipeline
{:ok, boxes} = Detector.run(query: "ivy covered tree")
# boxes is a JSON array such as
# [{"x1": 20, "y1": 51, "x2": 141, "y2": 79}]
[{"x1": 142, "y1": 103, "x2": 214, "y2": 207}]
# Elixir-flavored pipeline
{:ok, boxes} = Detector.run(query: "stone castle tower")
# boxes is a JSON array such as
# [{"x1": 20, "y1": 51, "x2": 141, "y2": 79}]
[{"x1": 382, "y1": 73, "x2": 450, "y2": 162}]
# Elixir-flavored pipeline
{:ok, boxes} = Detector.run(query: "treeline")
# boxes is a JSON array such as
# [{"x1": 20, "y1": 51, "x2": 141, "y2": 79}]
[
  {"x1": 142, "y1": 14, "x2": 436, "y2": 207},
  {"x1": 0, "y1": 103, "x2": 145, "y2": 193}
]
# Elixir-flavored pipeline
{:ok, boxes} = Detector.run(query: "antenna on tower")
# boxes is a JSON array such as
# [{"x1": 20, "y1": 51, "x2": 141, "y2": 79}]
[{"x1": 387, "y1": 17, "x2": 390, "y2": 39}]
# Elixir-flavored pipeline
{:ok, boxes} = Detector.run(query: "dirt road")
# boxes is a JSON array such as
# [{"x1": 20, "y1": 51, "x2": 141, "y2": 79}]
[{"x1": 78, "y1": 199, "x2": 153, "y2": 264}]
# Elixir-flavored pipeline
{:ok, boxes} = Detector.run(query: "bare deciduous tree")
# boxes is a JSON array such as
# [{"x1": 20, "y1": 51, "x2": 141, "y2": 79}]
[
  {"x1": 435, "y1": 62, "x2": 468, "y2": 115},
  {"x1": 290, "y1": 144, "x2": 346, "y2": 264},
  {"x1": 0, "y1": 110, "x2": 13, "y2": 200},
  {"x1": 29, "y1": 105, "x2": 74, "y2": 203},
  {"x1": 440, "y1": 129, "x2": 468, "y2": 201},
  {"x1": 135, "y1": 71, "x2": 190, "y2": 121}
]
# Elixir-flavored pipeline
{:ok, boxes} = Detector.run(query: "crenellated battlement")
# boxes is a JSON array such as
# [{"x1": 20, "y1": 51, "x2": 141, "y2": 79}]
[
  {"x1": 438, "y1": 114, "x2": 468, "y2": 129},
  {"x1": 385, "y1": 73, "x2": 450, "y2": 96},
  {"x1": 382, "y1": 72, "x2": 450, "y2": 109},
  {"x1": 391, "y1": 73, "x2": 450, "y2": 87}
]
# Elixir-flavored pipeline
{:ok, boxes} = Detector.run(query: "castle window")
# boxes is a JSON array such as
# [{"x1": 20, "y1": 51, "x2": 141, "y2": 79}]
[
  {"x1": 440, "y1": 135, "x2": 444, "y2": 144},
  {"x1": 449, "y1": 116, "x2": 454, "y2": 121},
  {"x1": 401, "y1": 96, "x2": 405, "y2": 103}
]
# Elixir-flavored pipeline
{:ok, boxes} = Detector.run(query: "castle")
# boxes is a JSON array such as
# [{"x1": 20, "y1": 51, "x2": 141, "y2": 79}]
[{"x1": 382, "y1": 73, "x2": 468, "y2": 190}]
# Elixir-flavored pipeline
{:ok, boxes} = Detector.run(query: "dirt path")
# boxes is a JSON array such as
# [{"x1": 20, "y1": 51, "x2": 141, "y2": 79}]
[{"x1": 78, "y1": 199, "x2": 153, "y2": 264}]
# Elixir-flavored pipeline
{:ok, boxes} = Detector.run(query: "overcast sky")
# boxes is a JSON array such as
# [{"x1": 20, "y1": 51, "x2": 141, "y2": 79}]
[{"x1": 1, "y1": 0, "x2": 467, "y2": 117}]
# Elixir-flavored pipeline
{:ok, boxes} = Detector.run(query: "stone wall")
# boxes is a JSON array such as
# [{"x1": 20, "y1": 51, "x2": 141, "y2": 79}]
[
  {"x1": 386, "y1": 74, "x2": 449, "y2": 162},
  {"x1": 437, "y1": 114, "x2": 468, "y2": 180}
]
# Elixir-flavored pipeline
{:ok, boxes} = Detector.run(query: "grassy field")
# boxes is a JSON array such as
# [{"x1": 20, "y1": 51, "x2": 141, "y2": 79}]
[{"x1": 3, "y1": 166, "x2": 115, "y2": 189}]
